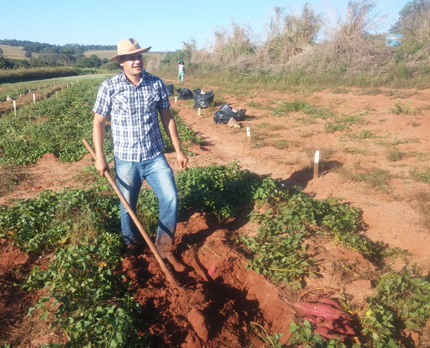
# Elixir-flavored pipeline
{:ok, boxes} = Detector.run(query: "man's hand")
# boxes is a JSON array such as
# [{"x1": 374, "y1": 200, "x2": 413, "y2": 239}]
[
  {"x1": 95, "y1": 157, "x2": 109, "y2": 176},
  {"x1": 177, "y1": 150, "x2": 188, "y2": 170}
]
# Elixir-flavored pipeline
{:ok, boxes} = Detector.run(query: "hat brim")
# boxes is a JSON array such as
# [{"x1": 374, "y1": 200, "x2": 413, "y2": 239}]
[{"x1": 109, "y1": 46, "x2": 152, "y2": 62}]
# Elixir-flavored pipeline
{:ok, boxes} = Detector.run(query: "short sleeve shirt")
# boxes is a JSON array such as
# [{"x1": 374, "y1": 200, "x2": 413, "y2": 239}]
[{"x1": 93, "y1": 70, "x2": 171, "y2": 162}]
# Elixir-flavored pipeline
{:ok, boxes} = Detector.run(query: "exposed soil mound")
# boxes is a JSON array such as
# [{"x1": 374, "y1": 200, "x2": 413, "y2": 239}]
[{"x1": 122, "y1": 212, "x2": 294, "y2": 347}]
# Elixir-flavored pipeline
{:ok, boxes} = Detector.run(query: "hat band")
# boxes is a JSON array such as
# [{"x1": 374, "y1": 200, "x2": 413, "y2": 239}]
[{"x1": 118, "y1": 47, "x2": 141, "y2": 55}]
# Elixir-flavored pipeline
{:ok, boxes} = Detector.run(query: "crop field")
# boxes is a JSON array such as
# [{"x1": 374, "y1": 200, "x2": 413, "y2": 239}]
[
  {"x1": 0, "y1": 73, "x2": 430, "y2": 348},
  {"x1": 0, "y1": 45, "x2": 39, "y2": 60}
]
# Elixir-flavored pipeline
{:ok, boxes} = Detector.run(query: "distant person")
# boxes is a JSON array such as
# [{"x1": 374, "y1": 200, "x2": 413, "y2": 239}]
[
  {"x1": 92, "y1": 38, "x2": 188, "y2": 272},
  {"x1": 178, "y1": 59, "x2": 185, "y2": 82}
]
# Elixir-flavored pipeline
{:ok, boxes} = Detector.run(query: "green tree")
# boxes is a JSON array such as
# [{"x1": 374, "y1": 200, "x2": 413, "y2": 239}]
[
  {"x1": 99, "y1": 61, "x2": 121, "y2": 70},
  {"x1": 88, "y1": 54, "x2": 102, "y2": 67},
  {"x1": 60, "y1": 47, "x2": 74, "y2": 66},
  {"x1": 391, "y1": 0, "x2": 430, "y2": 42},
  {"x1": 75, "y1": 55, "x2": 102, "y2": 68},
  {"x1": 14, "y1": 59, "x2": 30, "y2": 68},
  {"x1": 0, "y1": 56, "x2": 6, "y2": 69}
]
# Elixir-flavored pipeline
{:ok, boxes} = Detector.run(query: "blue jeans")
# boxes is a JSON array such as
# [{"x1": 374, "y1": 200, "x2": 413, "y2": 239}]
[
  {"x1": 114, "y1": 154, "x2": 178, "y2": 254},
  {"x1": 178, "y1": 71, "x2": 184, "y2": 82}
]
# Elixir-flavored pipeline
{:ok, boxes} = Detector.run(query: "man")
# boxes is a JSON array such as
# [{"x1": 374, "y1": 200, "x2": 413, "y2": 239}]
[
  {"x1": 92, "y1": 38, "x2": 188, "y2": 272},
  {"x1": 178, "y1": 59, "x2": 185, "y2": 82}
]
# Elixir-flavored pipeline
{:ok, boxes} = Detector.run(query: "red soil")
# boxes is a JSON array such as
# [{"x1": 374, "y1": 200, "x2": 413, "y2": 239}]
[{"x1": 123, "y1": 212, "x2": 294, "y2": 347}]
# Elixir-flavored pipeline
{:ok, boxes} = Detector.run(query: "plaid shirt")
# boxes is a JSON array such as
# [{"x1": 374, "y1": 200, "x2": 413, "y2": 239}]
[{"x1": 93, "y1": 70, "x2": 171, "y2": 162}]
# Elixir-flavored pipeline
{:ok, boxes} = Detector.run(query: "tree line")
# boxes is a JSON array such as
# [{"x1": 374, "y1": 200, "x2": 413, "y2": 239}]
[
  {"x1": 0, "y1": 39, "x2": 116, "y2": 53},
  {"x1": 0, "y1": 39, "x2": 120, "y2": 71},
  {"x1": 0, "y1": 53, "x2": 119, "y2": 71}
]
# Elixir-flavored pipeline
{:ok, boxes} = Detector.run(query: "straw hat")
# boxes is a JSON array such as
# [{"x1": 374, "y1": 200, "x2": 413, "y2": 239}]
[{"x1": 109, "y1": 38, "x2": 151, "y2": 62}]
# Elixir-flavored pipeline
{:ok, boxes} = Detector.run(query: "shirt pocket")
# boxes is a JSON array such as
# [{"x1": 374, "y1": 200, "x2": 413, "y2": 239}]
[
  {"x1": 143, "y1": 93, "x2": 160, "y2": 114},
  {"x1": 111, "y1": 95, "x2": 129, "y2": 115}
]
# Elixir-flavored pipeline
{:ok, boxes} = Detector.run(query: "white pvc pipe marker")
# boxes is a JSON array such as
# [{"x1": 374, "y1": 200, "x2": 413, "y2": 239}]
[
  {"x1": 314, "y1": 150, "x2": 320, "y2": 179},
  {"x1": 246, "y1": 127, "x2": 251, "y2": 143},
  {"x1": 314, "y1": 150, "x2": 320, "y2": 164}
]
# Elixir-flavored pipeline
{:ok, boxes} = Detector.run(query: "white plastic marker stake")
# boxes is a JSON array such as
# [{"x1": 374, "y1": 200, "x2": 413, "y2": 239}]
[
  {"x1": 13, "y1": 101, "x2": 16, "y2": 116},
  {"x1": 246, "y1": 127, "x2": 251, "y2": 143},
  {"x1": 314, "y1": 150, "x2": 320, "y2": 179},
  {"x1": 174, "y1": 97, "x2": 177, "y2": 103},
  {"x1": 198, "y1": 108, "x2": 201, "y2": 116},
  {"x1": 33, "y1": 94, "x2": 35, "y2": 104}
]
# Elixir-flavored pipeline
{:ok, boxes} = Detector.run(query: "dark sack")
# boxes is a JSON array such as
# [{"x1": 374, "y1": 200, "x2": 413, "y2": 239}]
[
  {"x1": 213, "y1": 103, "x2": 246, "y2": 124},
  {"x1": 193, "y1": 89, "x2": 214, "y2": 108},
  {"x1": 165, "y1": 84, "x2": 174, "y2": 96},
  {"x1": 176, "y1": 88, "x2": 193, "y2": 100}
]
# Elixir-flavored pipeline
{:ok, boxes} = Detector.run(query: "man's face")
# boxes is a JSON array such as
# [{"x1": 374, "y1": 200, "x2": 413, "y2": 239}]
[{"x1": 118, "y1": 53, "x2": 143, "y2": 77}]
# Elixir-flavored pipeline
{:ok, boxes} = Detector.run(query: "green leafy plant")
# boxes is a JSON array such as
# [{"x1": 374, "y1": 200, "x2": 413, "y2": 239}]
[
  {"x1": 176, "y1": 161, "x2": 261, "y2": 222},
  {"x1": 288, "y1": 320, "x2": 351, "y2": 348},
  {"x1": 324, "y1": 120, "x2": 345, "y2": 132},
  {"x1": 25, "y1": 233, "x2": 151, "y2": 347},
  {"x1": 391, "y1": 99, "x2": 411, "y2": 114},
  {"x1": 386, "y1": 147, "x2": 406, "y2": 162},
  {"x1": 0, "y1": 187, "x2": 120, "y2": 252},
  {"x1": 362, "y1": 268, "x2": 430, "y2": 347},
  {"x1": 0, "y1": 81, "x2": 201, "y2": 166},
  {"x1": 0, "y1": 81, "x2": 109, "y2": 165},
  {"x1": 410, "y1": 167, "x2": 430, "y2": 184}
]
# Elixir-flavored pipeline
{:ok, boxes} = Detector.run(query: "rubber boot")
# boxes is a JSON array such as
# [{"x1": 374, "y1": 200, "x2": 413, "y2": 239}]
[{"x1": 156, "y1": 236, "x2": 186, "y2": 273}]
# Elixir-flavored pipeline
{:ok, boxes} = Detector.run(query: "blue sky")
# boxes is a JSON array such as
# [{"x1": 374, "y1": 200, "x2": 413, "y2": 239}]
[{"x1": 1, "y1": 0, "x2": 410, "y2": 52}]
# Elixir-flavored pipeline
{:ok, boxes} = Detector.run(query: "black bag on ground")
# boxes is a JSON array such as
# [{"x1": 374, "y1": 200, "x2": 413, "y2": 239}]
[
  {"x1": 176, "y1": 88, "x2": 193, "y2": 100},
  {"x1": 213, "y1": 103, "x2": 246, "y2": 124},
  {"x1": 165, "y1": 84, "x2": 174, "y2": 96},
  {"x1": 193, "y1": 89, "x2": 214, "y2": 108}
]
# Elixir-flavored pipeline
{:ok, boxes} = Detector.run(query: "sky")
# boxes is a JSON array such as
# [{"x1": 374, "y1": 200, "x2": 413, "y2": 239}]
[{"x1": 1, "y1": 0, "x2": 411, "y2": 52}]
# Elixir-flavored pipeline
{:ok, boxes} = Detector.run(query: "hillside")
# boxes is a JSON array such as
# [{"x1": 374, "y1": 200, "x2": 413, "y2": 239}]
[{"x1": 0, "y1": 44, "x2": 39, "y2": 60}]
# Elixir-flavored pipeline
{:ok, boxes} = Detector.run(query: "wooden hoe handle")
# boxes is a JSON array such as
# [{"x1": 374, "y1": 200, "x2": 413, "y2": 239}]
[{"x1": 82, "y1": 138, "x2": 179, "y2": 288}]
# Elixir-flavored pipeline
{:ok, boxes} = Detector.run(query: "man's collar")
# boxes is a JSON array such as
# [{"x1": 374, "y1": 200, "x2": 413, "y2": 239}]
[{"x1": 120, "y1": 69, "x2": 147, "y2": 86}]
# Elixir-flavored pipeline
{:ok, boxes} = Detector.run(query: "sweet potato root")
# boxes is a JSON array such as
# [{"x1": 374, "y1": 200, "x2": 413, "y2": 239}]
[
  {"x1": 208, "y1": 263, "x2": 216, "y2": 276},
  {"x1": 293, "y1": 302, "x2": 352, "y2": 321},
  {"x1": 320, "y1": 298, "x2": 343, "y2": 310},
  {"x1": 303, "y1": 316, "x2": 324, "y2": 323}
]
